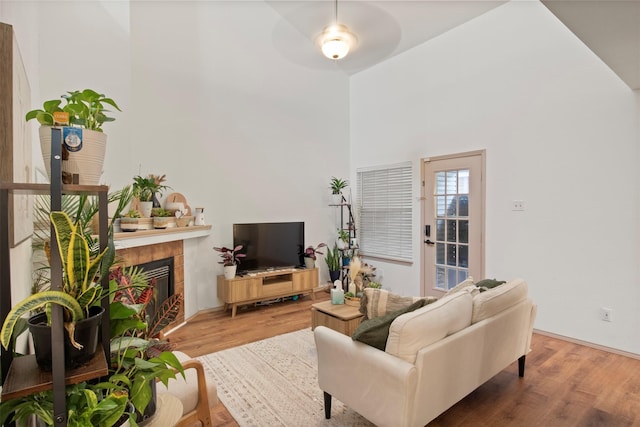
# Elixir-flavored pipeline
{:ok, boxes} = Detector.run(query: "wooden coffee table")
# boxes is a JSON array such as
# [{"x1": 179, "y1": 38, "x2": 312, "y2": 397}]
[{"x1": 311, "y1": 300, "x2": 364, "y2": 336}]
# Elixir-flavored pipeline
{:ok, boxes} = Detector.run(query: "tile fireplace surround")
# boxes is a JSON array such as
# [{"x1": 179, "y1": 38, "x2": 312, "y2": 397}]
[{"x1": 113, "y1": 226, "x2": 211, "y2": 328}]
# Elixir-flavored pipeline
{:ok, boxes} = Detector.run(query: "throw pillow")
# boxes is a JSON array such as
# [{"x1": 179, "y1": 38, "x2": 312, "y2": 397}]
[
  {"x1": 443, "y1": 276, "x2": 475, "y2": 298},
  {"x1": 360, "y1": 288, "x2": 437, "y2": 320},
  {"x1": 475, "y1": 278, "x2": 506, "y2": 292},
  {"x1": 352, "y1": 299, "x2": 428, "y2": 350}
]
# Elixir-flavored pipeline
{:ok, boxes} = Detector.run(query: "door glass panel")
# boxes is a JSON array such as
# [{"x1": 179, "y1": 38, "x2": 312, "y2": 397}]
[
  {"x1": 436, "y1": 266, "x2": 446, "y2": 289},
  {"x1": 431, "y1": 168, "x2": 471, "y2": 290},
  {"x1": 436, "y1": 172, "x2": 446, "y2": 195},
  {"x1": 447, "y1": 268, "x2": 458, "y2": 289},
  {"x1": 459, "y1": 220, "x2": 468, "y2": 243},
  {"x1": 446, "y1": 244, "x2": 456, "y2": 266},
  {"x1": 446, "y1": 196, "x2": 456, "y2": 216},
  {"x1": 446, "y1": 171, "x2": 457, "y2": 194},
  {"x1": 436, "y1": 243, "x2": 445, "y2": 264},
  {"x1": 459, "y1": 195, "x2": 469, "y2": 217},
  {"x1": 436, "y1": 196, "x2": 446, "y2": 217},
  {"x1": 436, "y1": 219, "x2": 445, "y2": 241},
  {"x1": 446, "y1": 220, "x2": 456, "y2": 242},
  {"x1": 459, "y1": 245, "x2": 468, "y2": 268}
]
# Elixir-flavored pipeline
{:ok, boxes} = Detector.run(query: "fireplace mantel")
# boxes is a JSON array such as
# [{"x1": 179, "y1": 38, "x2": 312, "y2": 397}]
[{"x1": 113, "y1": 225, "x2": 211, "y2": 249}]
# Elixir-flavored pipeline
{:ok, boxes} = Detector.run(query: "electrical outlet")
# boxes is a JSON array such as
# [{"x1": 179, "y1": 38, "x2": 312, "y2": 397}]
[
  {"x1": 601, "y1": 307, "x2": 613, "y2": 322},
  {"x1": 512, "y1": 200, "x2": 525, "y2": 211}
]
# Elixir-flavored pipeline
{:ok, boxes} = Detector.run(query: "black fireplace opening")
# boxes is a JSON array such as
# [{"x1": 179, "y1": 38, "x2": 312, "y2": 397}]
[{"x1": 134, "y1": 257, "x2": 174, "y2": 321}]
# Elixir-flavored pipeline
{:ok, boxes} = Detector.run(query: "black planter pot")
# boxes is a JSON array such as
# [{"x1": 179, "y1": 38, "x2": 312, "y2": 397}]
[
  {"x1": 28, "y1": 305, "x2": 104, "y2": 371},
  {"x1": 329, "y1": 270, "x2": 341, "y2": 282}
]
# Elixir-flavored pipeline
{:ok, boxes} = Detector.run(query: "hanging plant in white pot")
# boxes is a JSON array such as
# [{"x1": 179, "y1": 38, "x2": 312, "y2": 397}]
[{"x1": 26, "y1": 89, "x2": 121, "y2": 185}]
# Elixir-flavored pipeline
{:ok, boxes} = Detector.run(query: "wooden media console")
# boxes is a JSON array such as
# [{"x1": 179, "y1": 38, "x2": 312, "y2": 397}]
[{"x1": 217, "y1": 268, "x2": 318, "y2": 317}]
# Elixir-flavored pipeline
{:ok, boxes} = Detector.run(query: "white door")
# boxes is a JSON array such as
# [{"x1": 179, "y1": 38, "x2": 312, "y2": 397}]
[{"x1": 422, "y1": 151, "x2": 485, "y2": 298}]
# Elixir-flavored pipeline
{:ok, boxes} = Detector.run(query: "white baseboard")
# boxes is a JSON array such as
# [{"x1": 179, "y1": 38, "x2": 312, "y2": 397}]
[{"x1": 534, "y1": 328, "x2": 640, "y2": 360}]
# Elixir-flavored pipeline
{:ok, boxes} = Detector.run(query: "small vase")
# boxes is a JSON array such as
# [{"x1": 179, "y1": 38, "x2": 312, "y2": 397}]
[
  {"x1": 304, "y1": 258, "x2": 315, "y2": 269},
  {"x1": 224, "y1": 265, "x2": 237, "y2": 279}
]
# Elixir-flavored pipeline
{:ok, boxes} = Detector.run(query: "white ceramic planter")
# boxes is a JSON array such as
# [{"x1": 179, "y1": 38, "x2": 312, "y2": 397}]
[
  {"x1": 304, "y1": 257, "x2": 315, "y2": 269},
  {"x1": 224, "y1": 265, "x2": 237, "y2": 279},
  {"x1": 39, "y1": 126, "x2": 107, "y2": 185},
  {"x1": 140, "y1": 201, "x2": 153, "y2": 218}
]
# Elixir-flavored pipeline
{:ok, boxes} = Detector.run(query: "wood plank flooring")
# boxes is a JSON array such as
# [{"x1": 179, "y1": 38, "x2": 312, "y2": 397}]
[{"x1": 167, "y1": 291, "x2": 640, "y2": 426}]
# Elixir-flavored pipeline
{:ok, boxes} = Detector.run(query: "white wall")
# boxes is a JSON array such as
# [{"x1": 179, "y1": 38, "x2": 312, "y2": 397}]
[
  {"x1": 2, "y1": 0, "x2": 350, "y2": 318},
  {"x1": 350, "y1": 2, "x2": 640, "y2": 354}
]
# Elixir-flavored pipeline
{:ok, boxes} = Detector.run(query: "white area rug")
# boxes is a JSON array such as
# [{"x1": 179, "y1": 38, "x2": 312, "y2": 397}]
[{"x1": 197, "y1": 328, "x2": 374, "y2": 426}]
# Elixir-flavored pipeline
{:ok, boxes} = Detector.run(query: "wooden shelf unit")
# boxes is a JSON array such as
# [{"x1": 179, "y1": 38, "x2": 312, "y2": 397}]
[
  {"x1": 0, "y1": 128, "x2": 110, "y2": 426},
  {"x1": 217, "y1": 268, "x2": 319, "y2": 317}
]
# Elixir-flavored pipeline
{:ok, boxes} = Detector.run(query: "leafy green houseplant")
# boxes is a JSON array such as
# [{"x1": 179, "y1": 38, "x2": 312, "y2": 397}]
[
  {"x1": 1, "y1": 211, "x2": 110, "y2": 368},
  {"x1": 25, "y1": 89, "x2": 121, "y2": 131},
  {"x1": 108, "y1": 266, "x2": 185, "y2": 419},
  {"x1": 26, "y1": 89, "x2": 121, "y2": 185},
  {"x1": 0, "y1": 381, "x2": 131, "y2": 427},
  {"x1": 330, "y1": 177, "x2": 349, "y2": 195},
  {"x1": 132, "y1": 174, "x2": 170, "y2": 203},
  {"x1": 325, "y1": 244, "x2": 341, "y2": 282}
]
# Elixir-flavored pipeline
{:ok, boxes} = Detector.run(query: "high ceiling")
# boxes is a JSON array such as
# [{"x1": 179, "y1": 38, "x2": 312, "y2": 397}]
[{"x1": 266, "y1": 0, "x2": 640, "y2": 89}]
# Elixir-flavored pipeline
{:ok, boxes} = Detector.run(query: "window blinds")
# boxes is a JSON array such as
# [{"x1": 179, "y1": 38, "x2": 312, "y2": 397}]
[{"x1": 356, "y1": 162, "x2": 412, "y2": 262}]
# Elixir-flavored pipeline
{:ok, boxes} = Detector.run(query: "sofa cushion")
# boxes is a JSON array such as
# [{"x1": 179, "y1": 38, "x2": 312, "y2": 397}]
[
  {"x1": 471, "y1": 278, "x2": 528, "y2": 323},
  {"x1": 352, "y1": 299, "x2": 428, "y2": 350},
  {"x1": 443, "y1": 276, "x2": 475, "y2": 297},
  {"x1": 360, "y1": 288, "x2": 437, "y2": 320},
  {"x1": 385, "y1": 290, "x2": 473, "y2": 364}
]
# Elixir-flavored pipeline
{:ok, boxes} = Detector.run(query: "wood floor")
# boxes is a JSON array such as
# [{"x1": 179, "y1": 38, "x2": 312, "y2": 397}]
[{"x1": 167, "y1": 291, "x2": 640, "y2": 426}]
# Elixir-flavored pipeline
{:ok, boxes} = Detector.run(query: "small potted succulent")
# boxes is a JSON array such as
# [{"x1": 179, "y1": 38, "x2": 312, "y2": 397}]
[
  {"x1": 152, "y1": 207, "x2": 174, "y2": 229},
  {"x1": 213, "y1": 245, "x2": 246, "y2": 279},
  {"x1": 120, "y1": 209, "x2": 140, "y2": 232},
  {"x1": 303, "y1": 243, "x2": 327, "y2": 269}
]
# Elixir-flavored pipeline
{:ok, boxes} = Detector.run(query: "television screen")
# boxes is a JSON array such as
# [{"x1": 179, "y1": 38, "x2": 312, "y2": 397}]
[{"x1": 233, "y1": 222, "x2": 305, "y2": 272}]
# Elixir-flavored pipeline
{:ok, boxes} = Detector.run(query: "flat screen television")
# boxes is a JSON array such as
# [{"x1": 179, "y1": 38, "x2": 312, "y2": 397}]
[{"x1": 233, "y1": 221, "x2": 305, "y2": 272}]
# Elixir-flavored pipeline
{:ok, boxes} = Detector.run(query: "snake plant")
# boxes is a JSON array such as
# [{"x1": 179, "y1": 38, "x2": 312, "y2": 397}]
[{"x1": 1, "y1": 211, "x2": 109, "y2": 351}]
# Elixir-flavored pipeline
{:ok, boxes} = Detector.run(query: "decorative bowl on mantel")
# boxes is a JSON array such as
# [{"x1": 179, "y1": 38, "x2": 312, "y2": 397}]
[{"x1": 176, "y1": 215, "x2": 193, "y2": 227}]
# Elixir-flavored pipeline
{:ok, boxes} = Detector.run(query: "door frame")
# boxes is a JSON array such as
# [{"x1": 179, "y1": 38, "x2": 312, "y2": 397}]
[{"x1": 420, "y1": 150, "x2": 486, "y2": 296}]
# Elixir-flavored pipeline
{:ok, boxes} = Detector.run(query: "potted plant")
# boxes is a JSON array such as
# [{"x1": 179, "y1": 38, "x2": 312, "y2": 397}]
[
  {"x1": 108, "y1": 266, "x2": 185, "y2": 422},
  {"x1": 152, "y1": 207, "x2": 174, "y2": 229},
  {"x1": 26, "y1": 89, "x2": 121, "y2": 185},
  {"x1": 336, "y1": 228, "x2": 350, "y2": 250},
  {"x1": 214, "y1": 245, "x2": 246, "y2": 279},
  {"x1": 120, "y1": 209, "x2": 141, "y2": 232},
  {"x1": 330, "y1": 177, "x2": 348, "y2": 204},
  {"x1": 1, "y1": 211, "x2": 110, "y2": 369},
  {"x1": 325, "y1": 243, "x2": 341, "y2": 282},
  {"x1": 303, "y1": 243, "x2": 327, "y2": 269},
  {"x1": 132, "y1": 174, "x2": 170, "y2": 218},
  {"x1": 0, "y1": 381, "x2": 132, "y2": 427}
]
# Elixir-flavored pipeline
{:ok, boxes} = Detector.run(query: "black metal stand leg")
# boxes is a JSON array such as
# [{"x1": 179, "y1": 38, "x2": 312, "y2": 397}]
[
  {"x1": 324, "y1": 391, "x2": 332, "y2": 419},
  {"x1": 518, "y1": 355, "x2": 526, "y2": 377}
]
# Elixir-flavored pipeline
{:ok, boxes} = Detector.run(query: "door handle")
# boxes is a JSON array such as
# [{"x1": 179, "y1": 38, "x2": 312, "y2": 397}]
[{"x1": 424, "y1": 239, "x2": 435, "y2": 245}]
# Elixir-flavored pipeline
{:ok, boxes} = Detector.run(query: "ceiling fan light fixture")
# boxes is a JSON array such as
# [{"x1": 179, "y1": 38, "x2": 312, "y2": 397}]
[{"x1": 318, "y1": 24, "x2": 356, "y2": 60}]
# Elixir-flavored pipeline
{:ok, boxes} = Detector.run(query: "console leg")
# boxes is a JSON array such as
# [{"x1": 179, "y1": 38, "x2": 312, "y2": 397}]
[
  {"x1": 231, "y1": 304, "x2": 237, "y2": 318},
  {"x1": 324, "y1": 392, "x2": 332, "y2": 419},
  {"x1": 518, "y1": 355, "x2": 526, "y2": 377}
]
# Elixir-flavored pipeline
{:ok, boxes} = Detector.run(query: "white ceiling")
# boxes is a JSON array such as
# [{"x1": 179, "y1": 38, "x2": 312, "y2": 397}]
[{"x1": 266, "y1": 0, "x2": 640, "y2": 89}]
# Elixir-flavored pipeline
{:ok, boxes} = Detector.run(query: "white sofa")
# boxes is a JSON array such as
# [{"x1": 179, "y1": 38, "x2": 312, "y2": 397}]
[{"x1": 314, "y1": 278, "x2": 537, "y2": 427}]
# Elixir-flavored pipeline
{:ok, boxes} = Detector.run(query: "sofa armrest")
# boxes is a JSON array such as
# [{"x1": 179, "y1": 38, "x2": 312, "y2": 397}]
[{"x1": 314, "y1": 326, "x2": 417, "y2": 427}]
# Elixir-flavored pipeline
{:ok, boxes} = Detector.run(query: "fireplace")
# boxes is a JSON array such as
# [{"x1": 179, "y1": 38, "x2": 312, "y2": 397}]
[
  {"x1": 115, "y1": 240, "x2": 185, "y2": 327},
  {"x1": 135, "y1": 257, "x2": 174, "y2": 320}
]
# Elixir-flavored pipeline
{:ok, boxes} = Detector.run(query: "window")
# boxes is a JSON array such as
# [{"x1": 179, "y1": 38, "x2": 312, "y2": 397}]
[{"x1": 356, "y1": 162, "x2": 413, "y2": 262}]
